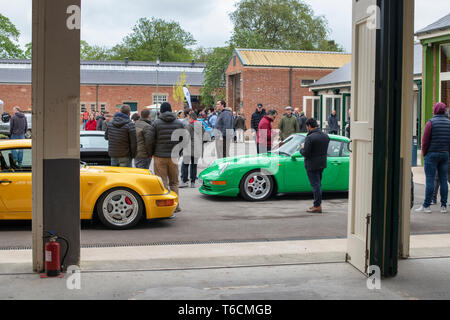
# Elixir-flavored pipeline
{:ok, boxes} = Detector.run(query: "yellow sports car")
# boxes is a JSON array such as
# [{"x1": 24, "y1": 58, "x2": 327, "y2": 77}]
[{"x1": 0, "y1": 140, "x2": 178, "y2": 229}]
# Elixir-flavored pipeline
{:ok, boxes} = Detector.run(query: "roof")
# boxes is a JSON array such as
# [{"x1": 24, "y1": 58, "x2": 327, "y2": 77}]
[
  {"x1": 416, "y1": 13, "x2": 450, "y2": 36},
  {"x1": 309, "y1": 44, "x2": 423, "y2": 89},
  {"x1": 234, "y1": 48, "x2": 351, "y2": 69},
  {"x1": 0, "y1": 59, "x2": 205, "y2": 86}
]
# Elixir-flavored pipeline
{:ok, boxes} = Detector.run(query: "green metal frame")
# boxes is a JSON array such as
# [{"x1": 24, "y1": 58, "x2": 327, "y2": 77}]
[
  {"x1": 342, "y1": 93, "x2": 351, "y2": 136},
  {"x1": 414, "y1": 80, "x2": 423, "y2": 149}
]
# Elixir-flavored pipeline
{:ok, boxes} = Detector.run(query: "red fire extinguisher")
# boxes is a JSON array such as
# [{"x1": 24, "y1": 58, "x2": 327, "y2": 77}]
[
  {"x1": 45, "y1": 236, "x2": 61, "y2": 277},
  {"x1": 44, "y1": 231, "x2": 69, "y2": 278}
]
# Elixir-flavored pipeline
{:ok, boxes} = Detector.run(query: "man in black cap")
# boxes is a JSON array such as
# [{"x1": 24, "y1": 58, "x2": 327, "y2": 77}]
[
  {"x1": 251, "y1": 103, "x2": 266, "y2": 153},
  {"x1": 148, "y1": 102, "x2": 185, "y2": 212}
]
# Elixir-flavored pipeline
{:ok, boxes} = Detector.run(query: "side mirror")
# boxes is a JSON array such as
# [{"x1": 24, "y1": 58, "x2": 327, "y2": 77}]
[{"x1": 291, "y1": 151, "x2": 302, "y2": 160}]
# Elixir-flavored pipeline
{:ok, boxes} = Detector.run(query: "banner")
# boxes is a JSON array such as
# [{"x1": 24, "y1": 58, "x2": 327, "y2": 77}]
[{"x1": 183, "y1": 86, "x2": 192, "y2": 110}]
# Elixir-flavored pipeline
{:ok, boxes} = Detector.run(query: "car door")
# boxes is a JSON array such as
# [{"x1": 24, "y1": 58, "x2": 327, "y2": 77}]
[
  {"x1": 322, "y1": 139, "x2": 345, "y2": 190},
  {"x1": 0, "y1": 147, "x2": 32, "y2": 219},
  {"x1": 279, "y1": 136, "x2": 310, "y2": 192}
]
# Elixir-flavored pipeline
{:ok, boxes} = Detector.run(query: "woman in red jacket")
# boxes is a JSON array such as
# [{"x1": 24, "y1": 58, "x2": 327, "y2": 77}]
[
  {"x1": 257, "y1": 110, "x2": 278, "y2": 153},
  {"x1": 84, "y1": 113, "x2": 97, "y2": 131}
]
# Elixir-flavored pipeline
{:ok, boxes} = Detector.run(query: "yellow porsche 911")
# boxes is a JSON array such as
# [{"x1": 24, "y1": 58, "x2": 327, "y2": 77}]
[{"x1": 0, "y1": 140, "x2": 178, "y2": 229}]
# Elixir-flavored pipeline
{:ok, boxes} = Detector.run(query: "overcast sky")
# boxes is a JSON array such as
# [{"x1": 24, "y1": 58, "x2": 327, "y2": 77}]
[{"x1": 1, "y1": 0, "x2": 449, "y2": 53}]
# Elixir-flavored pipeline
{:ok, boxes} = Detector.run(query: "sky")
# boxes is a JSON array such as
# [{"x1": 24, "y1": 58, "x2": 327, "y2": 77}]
[{"x1": 1, "y1": 0, "x2": 450, "y2": 53}]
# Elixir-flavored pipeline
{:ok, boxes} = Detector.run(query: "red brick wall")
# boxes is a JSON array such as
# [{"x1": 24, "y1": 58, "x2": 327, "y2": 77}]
[
  {"x1": 0, "y1": 84, "x2": 202, "y2": 121},
  {"x1": 226, "y1": 66, "x2": 336, "y2": 128}
]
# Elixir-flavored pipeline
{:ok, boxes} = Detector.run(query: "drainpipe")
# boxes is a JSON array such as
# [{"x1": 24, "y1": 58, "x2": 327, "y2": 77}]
[
  {"x1": 96, "y1": 84, "x2": 99, "y2": 112},
  {"x1": 289, "y1": 67, "x2": 293, "y2": 106}
]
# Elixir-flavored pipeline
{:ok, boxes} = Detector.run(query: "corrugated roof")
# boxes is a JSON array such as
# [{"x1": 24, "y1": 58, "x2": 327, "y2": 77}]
[
  {"x1": 235, "y1": 48, "x2": 351, "y2": 69},
  {"x1": 309, "y1": 44, "x2": 423, "y2": 89},
  {"x1": 416, "y1": 13, "x2": 450, "y2": 36},
  {"x1": 0, "y1": 59, "x2": 205, "y2": 86}
]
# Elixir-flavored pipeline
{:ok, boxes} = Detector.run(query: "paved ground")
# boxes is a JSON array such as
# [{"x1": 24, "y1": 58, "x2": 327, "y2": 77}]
[{"x1": 0, "y1": 142, "x2": 448, "y2": 249}]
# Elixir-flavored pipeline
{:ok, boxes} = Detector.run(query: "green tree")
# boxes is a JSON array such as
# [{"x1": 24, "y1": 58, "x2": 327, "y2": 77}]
[
  {"x1": 111, "y1": 17, "x2": 196, "y2": 62},
  {"x1": 173, "y1": 71, "x2": 189, "y2": 109},
  {"x1": 0, "y1": 13, "x2": 25, "y2": 58},
  {"x1": 230, "y1": 0, "x2": 343, "y2": 52},
  {"x1": 200, "y1": 46, "x2": 235, "y2": 107},
  {"x1": 80, "y1": 40, "x2": 112, "y2": 60}
]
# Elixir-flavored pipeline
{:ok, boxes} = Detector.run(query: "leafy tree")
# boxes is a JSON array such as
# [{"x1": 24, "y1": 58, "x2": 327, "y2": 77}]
[
  {"x1": 200, "y1": 46, "x2": 235, "y2": 107},
  {"x1": 80, "y1": 40, "x2": 112, "y2": 60},
  {"x1": 111, "y1": 17, "x2": 196, "y2": 62},
  {"x1": 229, "y1": 0, "x2": 343, "y2": 52},
  {"x1": 191, "y1": 47, "x2": 213, "y2": 63},
  {"x1": 173, "y1": 71, "x2": 189, "y2": 109},
  {"x1": 0, "y1": 13, "x2": 25, "y2": 59},
  {"x1": 23, "y1": 42, "x2": 32, "y2": 59}
]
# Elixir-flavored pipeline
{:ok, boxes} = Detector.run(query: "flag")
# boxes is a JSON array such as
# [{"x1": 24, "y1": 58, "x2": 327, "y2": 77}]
[{"x1": 183, "y1": 86, "x2": 192, "y2": 110}]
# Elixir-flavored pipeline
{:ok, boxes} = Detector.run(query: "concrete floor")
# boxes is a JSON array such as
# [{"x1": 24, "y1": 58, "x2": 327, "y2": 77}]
[{"x1": 1, "y1": 257, "x2": 450, "y2": 300}]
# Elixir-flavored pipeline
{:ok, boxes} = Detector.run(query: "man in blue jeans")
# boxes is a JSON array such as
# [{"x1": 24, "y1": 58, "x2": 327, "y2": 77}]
[
  {"x1": 10, "y1": 106, "x2": 28, "y2": 166},
  {"x1": 416, "y1": 102, "x2": 450, "y2": 214},
  {"x1": 300, "y1": 118, "x2": 330, "y2": 213}
]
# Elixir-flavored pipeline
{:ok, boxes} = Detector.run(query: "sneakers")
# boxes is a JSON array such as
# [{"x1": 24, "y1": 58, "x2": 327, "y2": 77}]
[
  {"x1": 190, "y1": 182, "x2": 196, "y2": 188},
  {"x1": 179, "y1": 181, "x2": 189, "y2": 188},
  {"x1": 441, "y1": 207, "x2": 448, "y2": 214},
  {"x1": 415, "y1": 206, "x2": 432, "y2": 213}
]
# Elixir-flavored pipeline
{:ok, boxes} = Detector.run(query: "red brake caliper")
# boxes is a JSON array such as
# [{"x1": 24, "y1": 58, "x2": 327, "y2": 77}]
[{"x1": 125, "y1": 197, "x2": 132, "y2": 205}]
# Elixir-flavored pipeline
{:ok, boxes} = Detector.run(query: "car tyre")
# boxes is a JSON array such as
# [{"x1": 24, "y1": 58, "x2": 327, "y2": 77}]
[
  {"x1": 96, "y1": 188, "x2": 144, "y2": 230},
  {"x1": 25, "y1": 130, "x2": 32, "y2": 139},
  {"x1": 239, "y1": 170, "x2": 275, "y2": 202}
]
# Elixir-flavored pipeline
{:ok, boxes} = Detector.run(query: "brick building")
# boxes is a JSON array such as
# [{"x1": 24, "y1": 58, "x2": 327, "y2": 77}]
[
  {"x1": 226, "y1": 48, "x2": 351, "y2": 127},
  {"x1": 0, "y1": 59, "x2": 205, "y2": 117}
]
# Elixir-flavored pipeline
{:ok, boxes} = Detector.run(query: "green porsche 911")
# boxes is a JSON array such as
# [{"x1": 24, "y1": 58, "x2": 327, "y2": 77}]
[{"x1": 199, "y1": 134, "x2": 351, "y2": 201}]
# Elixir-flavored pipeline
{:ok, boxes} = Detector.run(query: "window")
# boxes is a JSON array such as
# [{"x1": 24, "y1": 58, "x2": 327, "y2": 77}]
[
  {"x1": 327, "y1": 140, "x2": 342, "y2": 158},
  {"x1": 233, "y1": 55, "x2": 236, "y2": 67},
  {"x1": 342, "y1": 142, "x2": 351, "y2": 157},
  {"x1": 90, "y1": 104, "x2": 96, "y2": 112},
  {"x1": 301, "y1": 79, "x2": 316, "y2": 87},
  {"x1": 0, "y1": 148, "x2": 32, "y2": 172},
  {"x1": 100, "y1": 104, "x2": 106, "y2": 112},
  {"x1": 440, "y1": 44, "x2": 450, "y2": 107},
  {"x1": 80, "y1": 135, "x2": 108, "y2": 149},
  {"x1": 153, "y1": 95, "x2": 168, "y2": 105},
  {"x1": 80, "y1": 104, "x2": 86, "y2": 113}
]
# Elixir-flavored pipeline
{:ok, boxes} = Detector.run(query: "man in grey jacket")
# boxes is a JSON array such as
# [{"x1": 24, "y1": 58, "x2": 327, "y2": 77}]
[
  {"x1": 134, "y1": 109, "x2": 153, "y2": 169},
  {"x1": 214, "y1": 100, "x2": 234, "y2": 158},
  {"x1": 10, "y1": 106, "x2": 28, "y2": 166}
]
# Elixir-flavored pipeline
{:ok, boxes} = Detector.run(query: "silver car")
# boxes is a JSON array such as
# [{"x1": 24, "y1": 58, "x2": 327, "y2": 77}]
[{"x1": 0, "y1": 112, "x2": 32, "y2": 139}]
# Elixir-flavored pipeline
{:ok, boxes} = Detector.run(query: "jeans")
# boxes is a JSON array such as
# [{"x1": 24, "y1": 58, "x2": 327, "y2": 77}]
[
  {"x1": 154, "y1": 157, "x2": 180, "y2": 210},
  {"x1": 111, "y1": 157, "x2": 132, "y2": 168},
  {"x1": 215, "y1": 137, "x2": 231, "y2": 159},
  {"x1": 135, "y1": 158, "x2": 151, "y2": 170},
  {"x1": 307, "y1": 169, "x2": 324, "y2": 208},
  {"x1": 424, "y1": 152, "x2": 448, "y2": 208},
  {"x1": 11, "y1": 134, "x2": 25, "y2": 165},
  {"x1": 181, "y1": 156, "x2": 198, "y2": 183}
]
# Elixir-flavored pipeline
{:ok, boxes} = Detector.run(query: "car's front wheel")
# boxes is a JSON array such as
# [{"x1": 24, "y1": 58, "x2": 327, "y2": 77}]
[
  {"x1": 239, "y1": 170, "x2": 275, "y2": 202},
  {"x1": 96, "y1": 188, "x2": 144, "y2": 229}
]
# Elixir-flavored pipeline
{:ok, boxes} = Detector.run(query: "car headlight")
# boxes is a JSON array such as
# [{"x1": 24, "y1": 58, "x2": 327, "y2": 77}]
[{"x1": 218, "y1": 164, "x2": 228, "y2": 175}]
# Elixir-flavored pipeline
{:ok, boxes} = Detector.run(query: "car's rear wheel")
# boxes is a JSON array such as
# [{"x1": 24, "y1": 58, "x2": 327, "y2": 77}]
[
  {"x1": 25, "y1": 130, "x2": 32, "y2": 139},
  {"x1": 96, "y1": 188, "x2": 144, "y2": 229},
  {"x1": 239, "y1": 170, "x2": 275, "y2": 202}
]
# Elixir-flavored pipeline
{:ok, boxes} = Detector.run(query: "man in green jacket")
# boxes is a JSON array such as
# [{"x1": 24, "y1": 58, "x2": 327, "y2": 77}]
[{"x1": 278, "y1": 106, "x2": 300, "y2": 141}]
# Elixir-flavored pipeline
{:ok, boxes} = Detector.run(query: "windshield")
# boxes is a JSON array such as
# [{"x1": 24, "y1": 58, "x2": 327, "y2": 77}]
[
  {"x1": 80, "y1": 135, "x2": 108, "y2": 149},
  {"x1": 273, "y1": 135, "x2": 305, "y2": 156}
]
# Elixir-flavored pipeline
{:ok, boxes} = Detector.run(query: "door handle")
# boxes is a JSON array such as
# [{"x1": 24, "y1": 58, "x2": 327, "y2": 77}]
[
  {"x1": 0, "y1": 180, "x2": 12, "y2": 184},
  {"x1": 330, "y1": 161, "x2": 342, "y2": 166}
]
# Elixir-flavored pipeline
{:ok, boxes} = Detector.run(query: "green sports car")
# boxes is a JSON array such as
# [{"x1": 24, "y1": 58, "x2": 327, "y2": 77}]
[{"x1": 199, "y1": 134, "x2": 350, "y2": 201}]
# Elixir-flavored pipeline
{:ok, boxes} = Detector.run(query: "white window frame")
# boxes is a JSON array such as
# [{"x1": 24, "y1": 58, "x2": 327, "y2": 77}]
[
  {"x1": 301, "y1": 79, "x2": 316, "y2": 87},
  {"x1": 322, "y1": 94, "x2": 343, "y2": 129},
  {"x1": 302, "y1": 96, "x2": 320, "y2": 119},
  {"x1": 153, "y1": 94, "x2": 168, "y2": 105}
]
